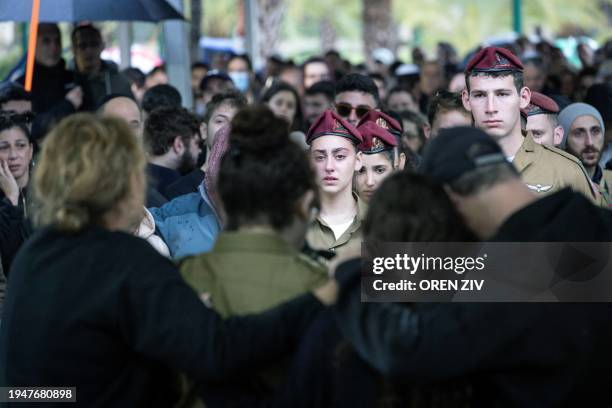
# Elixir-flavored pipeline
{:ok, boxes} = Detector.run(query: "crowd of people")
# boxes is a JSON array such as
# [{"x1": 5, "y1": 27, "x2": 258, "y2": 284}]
[{"x1": 0, "y1": 21, "x2": 611, "y2": 407}]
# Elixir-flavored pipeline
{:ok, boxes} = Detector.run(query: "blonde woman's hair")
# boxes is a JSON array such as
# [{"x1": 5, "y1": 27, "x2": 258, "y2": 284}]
[{"x1": 32, "y1": 113, "x2": 146, "y2": 232}]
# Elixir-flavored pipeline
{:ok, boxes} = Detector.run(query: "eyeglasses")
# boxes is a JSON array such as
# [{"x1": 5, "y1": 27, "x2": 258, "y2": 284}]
[{"x1": 334, "y1": 103, "x2": 371, "y2": 119}]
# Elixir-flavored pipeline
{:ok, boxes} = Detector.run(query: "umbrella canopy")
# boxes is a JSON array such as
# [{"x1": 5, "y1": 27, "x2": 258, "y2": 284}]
[{"x1": 0, "y1": 0, "x2": 185, "y2": 22}]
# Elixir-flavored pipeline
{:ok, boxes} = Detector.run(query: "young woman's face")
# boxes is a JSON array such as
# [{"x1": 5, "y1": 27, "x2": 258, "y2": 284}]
[
  {"x1": 310, "y1": 136, "x2": 361, "y2": 196},
  {"x1": 354, "y1": 152, "x2": 394, "y2": 203},
  {"x1": 268, "y1": 90, "x2": 297, "y2": 126},
  {"x1": 0, "y1": 127, "x2": 33, "y2": 181}
]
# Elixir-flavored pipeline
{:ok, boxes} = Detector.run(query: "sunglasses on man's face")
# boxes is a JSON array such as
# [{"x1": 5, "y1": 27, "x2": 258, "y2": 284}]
[{"x1": 334, "y1": 103, "x2": 371, "y2": 119}]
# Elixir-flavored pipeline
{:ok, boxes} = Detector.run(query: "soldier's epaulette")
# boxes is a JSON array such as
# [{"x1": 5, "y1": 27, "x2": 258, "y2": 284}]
[{"x1": 539, "y1": 143, "x2": 583, "y2": 165}]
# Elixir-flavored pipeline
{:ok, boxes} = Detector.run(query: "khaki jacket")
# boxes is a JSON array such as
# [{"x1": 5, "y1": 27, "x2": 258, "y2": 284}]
[
  {"x1": 513, "y1": 133, "x2": 601, "y2": 204},
  {"x1": 597, "y1": 169, "x2": 612, "y2": 207},
  {"x1": 306, "y1": 193, "x2": 368, "y2": 256}
]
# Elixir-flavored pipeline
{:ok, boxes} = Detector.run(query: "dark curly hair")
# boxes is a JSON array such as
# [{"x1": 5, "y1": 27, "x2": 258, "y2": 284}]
[
  {"x1": 143, "y1": 106, "x2": 199, "y2": 156},
  {"x1": 219, "y1": 105, "x2": 314, "y2": 231},
  {"x1": 141, "y1": 84, "x2": 182, "y2": 114},
  {"x1": 335, "y1": 73, "x2": 381, "y2": 107}
]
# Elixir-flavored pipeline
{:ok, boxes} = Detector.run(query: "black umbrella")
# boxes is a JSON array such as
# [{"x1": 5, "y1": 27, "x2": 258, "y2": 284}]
[
  {"x1": 0, "y1": 0, "x2": 185, "y2": 22},
  {"x1": 5, "y1": 0, "x2": 185, "y2": 91}
]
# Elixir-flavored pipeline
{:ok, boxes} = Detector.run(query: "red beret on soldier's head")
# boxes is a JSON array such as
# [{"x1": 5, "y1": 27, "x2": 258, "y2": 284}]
[
  {"x1": 525, "y1": 92, "x2": 559, "y2": 116},
  {"x1": 357, "y1": 110, "x2": 402, "y2": 139},
  {"x1": 357, "y1": 122, "x2": 397, "y2": 154},
  {"x1": 306, "y1": 109, "x2": 363, "y2": 145},
  {"x1": 465, "y1": 46, "x2": 524, "y2": 74}
]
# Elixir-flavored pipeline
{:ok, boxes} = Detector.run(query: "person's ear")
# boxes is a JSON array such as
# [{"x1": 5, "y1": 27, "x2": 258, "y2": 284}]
[
  {"x1": 424, "y1": 124, "x2": 432, "y2": 139},
  {"x1": 519, "y1": 86, "x2": 531, "y2": 110},
  {"x1": 172, "y1": 136, "x2": 185, "y2": 155},
  {"x1": 553, "y1": 125, "x2": 564, "y2": 147},
  {"x1": 422, "y1": 122, "x2": 431, "y2": 141},
  {"x1": 397, "y1": 152, "x2": 406, "y2": 170},
  {"x1": 461, "y1": 88, "x2": 472, "y2": 111},
  {"x1": 354, "y1": 150, "x2": 363, "y2": 171}
]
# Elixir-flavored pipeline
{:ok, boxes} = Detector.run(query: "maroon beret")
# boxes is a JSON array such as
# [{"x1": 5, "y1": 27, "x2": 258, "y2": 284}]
[
  {"x1": 525, "y1": 92, "x2": 559, "y2": 116},
  {"x1": 465, "y1": 46, "x2": 523, "y2": 73},
  {"x1": 306, "y1": 109, "x2": 363, "y2": 145},
  {"x1": 357, "y1": 110, "x2": 402, "y2": 139},
  {"x1": 357, "y1": 122, "x2": 397, "y2": 154}
]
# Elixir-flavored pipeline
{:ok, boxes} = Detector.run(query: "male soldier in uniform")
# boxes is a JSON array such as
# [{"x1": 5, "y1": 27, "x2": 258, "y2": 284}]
[
  {"x1": 559, "y1": 102, "x2": 612, "y2": 206},
  {"x1": 525, "y1": 92, "x2": 564, "y2": 147},
  {"x1": 306, "y1": 110, "x2": 365, "y2": 255},
  {"x1": 462, "y1": 47, "x2": 599, "y2": 201}
]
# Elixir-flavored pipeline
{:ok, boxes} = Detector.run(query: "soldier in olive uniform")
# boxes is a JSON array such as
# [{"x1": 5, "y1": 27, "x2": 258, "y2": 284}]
[
  {"x1": 354, "y1": 111, "x2": 406, "y2": 203},
  {"x1": 525, "y1": 91, "x2": 564, "y2": 147},
  {"x1": 461, "y1": 47, "x2": 600, "y2": 203},
  {"x1": 306, "y1": 110, "x2": 365, "y2": 255}
]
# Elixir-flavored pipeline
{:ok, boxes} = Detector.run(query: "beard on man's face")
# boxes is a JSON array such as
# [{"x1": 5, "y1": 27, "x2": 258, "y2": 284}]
[
  {"x1": 566, "y1": 143, "x2": 601, "y2": 167},
  {"x1": 177, "y1": 147, "x2": 198, "y2": 175}
]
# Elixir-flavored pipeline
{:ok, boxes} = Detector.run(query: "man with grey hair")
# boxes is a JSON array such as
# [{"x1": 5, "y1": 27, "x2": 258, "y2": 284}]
[{"x1": 559, "y1": 103, "x2": 612, "y2": 205}]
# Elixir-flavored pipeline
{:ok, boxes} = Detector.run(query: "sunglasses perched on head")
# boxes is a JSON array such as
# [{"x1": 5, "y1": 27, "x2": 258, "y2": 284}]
[{"x1": 334, "y1": 103, "x2": 371, "y2": 119}]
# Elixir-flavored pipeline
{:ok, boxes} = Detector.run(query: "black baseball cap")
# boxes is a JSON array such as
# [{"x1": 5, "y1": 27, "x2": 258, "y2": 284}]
[{"x1": 420, "y1": 126, "x2": 512, "y2": 183}]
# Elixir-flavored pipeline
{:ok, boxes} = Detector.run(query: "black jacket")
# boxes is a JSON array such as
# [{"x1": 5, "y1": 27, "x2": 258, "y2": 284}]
[
  {"x1": 147, "y1": 163, "x2": 181, "y2": 201},
  {"x1": 491, "y1": 188, "x2": 612, "y2": 241},
  {"x1": 0, "y1": 191, "x2": 31, "y2": 276},
  {"x1": 0, "y1": 226, "x2": 322, "y2": 407},
  {"x1": 164, "y1": 169, "x2": 205, "y2": 200},
  {"x1": 333, "y1": 189, "x2": 612, "y2": 407},
  {"x1": 16, "y1": 60, "x2": 78, "y2": 141}
]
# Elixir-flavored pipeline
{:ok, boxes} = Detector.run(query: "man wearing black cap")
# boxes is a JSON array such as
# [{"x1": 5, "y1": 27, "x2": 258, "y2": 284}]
[
  {"x1": 420, "y1": 126, "x2": 612, "y2": 240},
  {"x1": 327, "y1": 127, "x2": 612, "y2": 407},
  {"x1": 462, "y1": 46, "x2": 599, "y2": 202}
]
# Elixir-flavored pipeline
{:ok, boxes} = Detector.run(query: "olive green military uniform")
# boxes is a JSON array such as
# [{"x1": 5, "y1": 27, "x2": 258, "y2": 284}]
[
  {"x1": 179, "y1": 231, "x2": 327, "y2": 393},
  {"x1": 180, "y1": 231, "x2": 327, "y2": 317},
  {"x1": 306, "y1": 193, "x2": 368, "y2": 256},
  {"x1": 513, "y1": 133, "x2": 601, "y2": 204}
]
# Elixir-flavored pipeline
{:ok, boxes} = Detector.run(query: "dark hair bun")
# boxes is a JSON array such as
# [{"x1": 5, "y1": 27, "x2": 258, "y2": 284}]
[{"x1": 230, "y1": 105, "x2": 289, "y2": 154}]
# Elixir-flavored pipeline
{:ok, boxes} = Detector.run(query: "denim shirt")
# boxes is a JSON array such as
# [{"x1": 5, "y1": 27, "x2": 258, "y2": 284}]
[{"x1": 148, "y1": 184, "x2": 221, "y2": 260}]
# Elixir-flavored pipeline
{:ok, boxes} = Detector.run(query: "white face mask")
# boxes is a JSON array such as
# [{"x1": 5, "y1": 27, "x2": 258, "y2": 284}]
[{"x1": 229, "y1": 71, "x2": 250, "y2": 93}]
